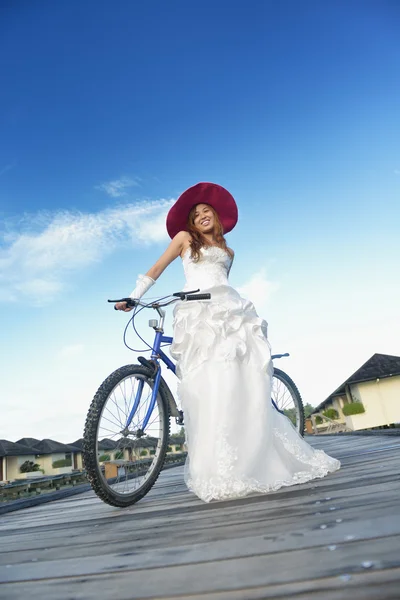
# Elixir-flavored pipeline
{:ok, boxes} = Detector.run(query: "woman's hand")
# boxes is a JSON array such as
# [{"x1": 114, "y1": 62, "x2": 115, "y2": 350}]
[{"x1": 115, "y1": 301, "x2": 133, "y2": 312}]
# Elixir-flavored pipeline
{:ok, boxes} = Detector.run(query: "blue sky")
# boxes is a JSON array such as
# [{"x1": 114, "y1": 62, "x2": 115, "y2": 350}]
[{"x1": 1, "y1": 0, "x2": 399, "y2": 442}]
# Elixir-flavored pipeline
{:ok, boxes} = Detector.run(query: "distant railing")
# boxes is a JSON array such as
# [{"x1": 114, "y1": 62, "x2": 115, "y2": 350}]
[
  {"x1": 0, "y1": 471, "x2": 88, "y2": 501},
  {"x1": 309, "y1": 413, "x2": 352, "y2": 435},
  {"x1": 0, "y1": 453, "x2": 187, "y2": 502}
]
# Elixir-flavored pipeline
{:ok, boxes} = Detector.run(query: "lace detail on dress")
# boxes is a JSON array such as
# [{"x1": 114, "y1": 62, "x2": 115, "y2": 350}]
[
  {"x1": 273, "y1": 427, "x2": 341, "y2": 478},
  {"x1": 186, "y1": 430, "x2": 251, "y2": 503},
  {"x1": 182, "y1": 246, "x2": 232, "y2": 291},
  {"x1": 186, "y1": 427, "x2": 340, "y2": 503}
]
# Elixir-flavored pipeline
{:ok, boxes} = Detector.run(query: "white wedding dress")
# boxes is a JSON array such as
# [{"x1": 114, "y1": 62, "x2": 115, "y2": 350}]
[{"x1": 170, "y1": 246, "x2": 340, "y2": 502}]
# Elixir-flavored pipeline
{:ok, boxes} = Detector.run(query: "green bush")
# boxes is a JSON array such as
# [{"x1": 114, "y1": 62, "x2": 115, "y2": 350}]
[
  {"x1": 174, "y1": 445, "x2": 181, "y2": 451},
  {"x1": 323, "y1": 408, "x2": 339, "y2": 420},
  {"x1": 114, "y1": 450, "x2": 124, "y2": 459},
  {"x1": 315, "y1": 416, "x2": 323, "y2": 425},
  {"x1": 167, "y1": 446, "x2": 173, "y2": 452},
  {"x1": 52, "y1": 458, "x2": 72, "y2": 468},
  {"x1": 20, "y1": 461, "x2": 41, "y2": 473},
  {"x1": 303, "y1": 403, "x2": 316, "y2": 419},
  {"x1": 343, "y1": 402, "x2": 365, "y2": 416},
  {"x1": 149, "y1": 449, "x2": 156, "y2": 455},
  {"x1": 283, "y1": 408, "x2": 296, "y2": 426},
  {"x1": 140, "y1": 450, "x2": 148, "y2": 456},
  {"x1": 98, "y1": 453, "x2": 111, "y2": 462}
]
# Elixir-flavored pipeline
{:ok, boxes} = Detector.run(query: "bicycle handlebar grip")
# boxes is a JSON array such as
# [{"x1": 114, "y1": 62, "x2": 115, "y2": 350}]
[
  {"x1": 110, "y1": 298, "x2": 137, "y2": 310},
  {"x1": 186, "y1": 293, "x2": 211, "y2": 301}
]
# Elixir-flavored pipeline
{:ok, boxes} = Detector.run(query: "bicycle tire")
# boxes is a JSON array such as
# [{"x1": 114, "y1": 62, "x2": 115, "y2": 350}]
[
  {"x1": 272, "y1": 368, "x2": 305, "y2": 436},
  {"x1": 83, "y1": 364, "x2": 170, "y2": 507}
]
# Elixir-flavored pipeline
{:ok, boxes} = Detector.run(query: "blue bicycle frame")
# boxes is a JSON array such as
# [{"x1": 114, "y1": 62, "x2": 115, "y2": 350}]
[{"x1": 125, "y1": 323, "x2": 176, "y2": 432}]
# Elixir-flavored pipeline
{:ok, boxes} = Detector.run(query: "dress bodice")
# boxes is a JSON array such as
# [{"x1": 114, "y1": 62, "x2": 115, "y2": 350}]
[{"x1": 182, "y1": 246, "x2": 232, "y2": 291}]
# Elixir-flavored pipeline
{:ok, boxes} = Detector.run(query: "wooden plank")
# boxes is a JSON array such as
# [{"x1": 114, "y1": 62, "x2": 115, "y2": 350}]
[
  {"x1": 1, "y1": 479, "x2": 400, "y2": 563},
  {"x1": 0, "y1": 535, "x2": 399, "y2": 599},
  {"x1": 0, "y1": 435, "x2": 399, "y2": 600},
  {"x1": 1, "y1": 513, "x2": 400, "y2": 580}
]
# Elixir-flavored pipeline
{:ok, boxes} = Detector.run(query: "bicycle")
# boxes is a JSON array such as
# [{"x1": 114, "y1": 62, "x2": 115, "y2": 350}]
[{"x1": 83, "y1": 290, "x2": 304, "y2": 507}]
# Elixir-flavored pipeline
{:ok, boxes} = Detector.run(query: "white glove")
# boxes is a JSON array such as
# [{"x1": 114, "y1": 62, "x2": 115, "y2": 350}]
[{"x1": 129, "y1": 274, "x2": 155, "y2": 300}]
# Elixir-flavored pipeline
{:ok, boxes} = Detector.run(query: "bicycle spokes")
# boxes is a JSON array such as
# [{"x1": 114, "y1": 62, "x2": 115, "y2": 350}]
[{"x1": 95, "y1": 372, "x2": 167, "y2": 497}]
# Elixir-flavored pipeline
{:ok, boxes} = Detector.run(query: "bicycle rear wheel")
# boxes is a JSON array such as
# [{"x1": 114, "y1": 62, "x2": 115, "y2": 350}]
[
  {"x1": 83, "y1": 364, "x2": 170, "y2": 507},
  {"x1": 272, "y1": 368, "x2": 305, "y2": 436}
]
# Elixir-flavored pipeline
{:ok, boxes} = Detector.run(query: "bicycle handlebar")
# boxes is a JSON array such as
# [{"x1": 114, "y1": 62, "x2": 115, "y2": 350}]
[{"x1": 108, "y1": 291, "x2": 211, "y2": 310}]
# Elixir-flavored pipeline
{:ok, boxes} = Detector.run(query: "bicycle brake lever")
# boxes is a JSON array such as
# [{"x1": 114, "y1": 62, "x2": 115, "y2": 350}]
[{"x1": 108, "y1": 298, "x2": 137, "y2": 310}]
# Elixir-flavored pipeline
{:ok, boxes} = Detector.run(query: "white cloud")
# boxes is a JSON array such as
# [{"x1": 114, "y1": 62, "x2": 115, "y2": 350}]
[
  {"x1": 134, "y1": 208, "x2": 172, "y2": 243},
  {"x1": 96, "y1": 176, "x2": 140, "y2": 197},
  {"x1": 58, "y1": 344, "x2": 85, "y2": 359},
  {"x1": 0, "y1": 199, "x2": 174, "y2": 304},
  {"x1": 14, "y1": 279, "x2": 63, "y2": 299},
  {"x1": 237, "y1": 269, "x2": 279, "y2": 311}
]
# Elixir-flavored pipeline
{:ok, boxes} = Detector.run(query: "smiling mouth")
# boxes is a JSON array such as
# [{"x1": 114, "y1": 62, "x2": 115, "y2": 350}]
[{"x1": 201, "y1": 219, "x2": 211, "y2": 226}]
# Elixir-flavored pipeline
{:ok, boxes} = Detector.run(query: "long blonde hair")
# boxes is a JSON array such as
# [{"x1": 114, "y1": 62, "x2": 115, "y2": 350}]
[{"x1": 187, "y1": 204, "x2": 231, "y2": 262}]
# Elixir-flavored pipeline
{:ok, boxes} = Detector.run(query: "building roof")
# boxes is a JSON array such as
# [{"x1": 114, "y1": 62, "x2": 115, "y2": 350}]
[
  {"x1": 98, "y1": 438, "x2": 119, "y2": 450},
  {"x1": 0, "y1": 440, "x2": 40, "y2": 458},
  {"x1": 69, "y1": 438, "x2": 84, "y2": 450},
  {"x1": 98, "y1": 438, "x2": 157, "y2": 450},
  {"x1": 314, "y1": 353, "x2": 400, "y2": 413},
  {"x1": 4, "y1": 434, "x2": 162, "y2": 457},
  {"x1": 27, "y1": 439, "x2": 77, "y2": 454},
  {"x1": 16, "y1": 437, "x2": 80, "y2": 454},
  {"x1": 97, "y1": 436, "x2": 160, "y2": 450},
  {"x1": 16, "y1": 437, "x2": 41, "y2": 448},
  {"x1": 113, "y1": 437, "x2": 158, "y2": 449}
]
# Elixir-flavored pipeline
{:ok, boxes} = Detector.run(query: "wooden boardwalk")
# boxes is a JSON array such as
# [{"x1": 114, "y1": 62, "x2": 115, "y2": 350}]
[{"x1": 0, "y1": 434, "x2": 399, "y2": 599}]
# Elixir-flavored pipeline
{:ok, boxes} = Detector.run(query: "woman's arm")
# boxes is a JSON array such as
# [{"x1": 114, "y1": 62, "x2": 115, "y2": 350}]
[
  {"x1": 145, "y1": 231, "x2": 191, "y2": 281},
  {"x1": 115, "y1": 231, "x2": 191, "y2": 311}
]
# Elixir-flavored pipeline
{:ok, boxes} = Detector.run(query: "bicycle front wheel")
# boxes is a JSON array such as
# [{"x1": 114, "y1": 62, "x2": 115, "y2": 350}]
[
  {"x1": 83, "y1": 364, "x2": 170, "y2": 507},
  {"x1": 272, "y1": 368, "x2": 305, "y2": 436}
]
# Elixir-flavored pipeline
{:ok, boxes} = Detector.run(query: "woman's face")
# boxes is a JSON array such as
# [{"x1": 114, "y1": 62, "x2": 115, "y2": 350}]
[{"x1": 193, "y1": 204, "x2": 215, "y2": 233}]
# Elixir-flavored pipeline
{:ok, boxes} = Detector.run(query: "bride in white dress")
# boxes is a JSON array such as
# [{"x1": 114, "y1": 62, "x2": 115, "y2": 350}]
[{"x1": 115, "y1": 183, "x2": 340, "y2": 502}]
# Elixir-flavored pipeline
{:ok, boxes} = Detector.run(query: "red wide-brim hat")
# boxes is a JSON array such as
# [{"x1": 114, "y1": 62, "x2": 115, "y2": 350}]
[{"x1": 166, "y1": 182, "x2": 238, "y2": 239}]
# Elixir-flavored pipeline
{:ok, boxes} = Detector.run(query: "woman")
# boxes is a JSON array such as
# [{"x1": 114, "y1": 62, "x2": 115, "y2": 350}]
[{"x1": 116, "y1": 182, "x2": 340, "y2": 502}]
